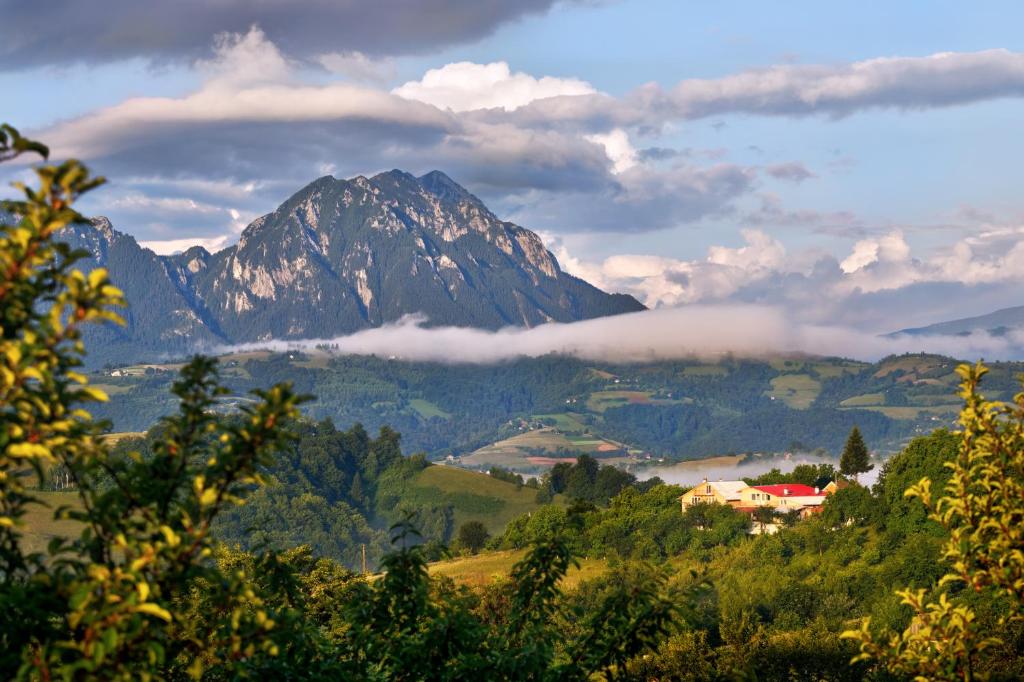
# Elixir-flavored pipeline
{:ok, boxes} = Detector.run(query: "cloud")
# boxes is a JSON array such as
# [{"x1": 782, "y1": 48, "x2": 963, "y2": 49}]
[
  {"x1": 217, "y1": 306, "x2": 1024, "y2": 365},
  {"x1": 26, "y1": 29, "x2": 764, "y2": 240},
  {"x1": 393, "y1": 61, "x2": 596, "y2": 112},
  {"x1": 139, "y1": 235, "x2": 235, "y2": 255},
  {"x1": 584, "y1": 128, "x2": 638, "y2": 174},
  {"x1": 318, "y1": 52, "x2": 396, "y2": 84},
  {"x1": 667, "y1": 49, "x2": 1024, "y2": 119},
  {"x1": 548, "y1": 226, "x2": 1024, "y2": 333},
  {"x1": 25, "y1": 34, "x2": 1024, "y2": 244},
  {"x1": 0, "y1": 0, "x2": 568, "y2": 69},
  {"x1": 764, "y1": 162, "x2": 816, "y2": 183},
  {"x1": 504, "y1": 48, "x2": 1024, "y2": 128}
]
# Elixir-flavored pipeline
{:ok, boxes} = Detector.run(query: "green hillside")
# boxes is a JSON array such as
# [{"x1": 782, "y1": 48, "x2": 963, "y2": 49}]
[
  {"x1": 409, "y1": 466, "x2": 557, "y2": 535},
  {"x1": 87, "y1": 350, "x2": 1024, "y2": 468}
]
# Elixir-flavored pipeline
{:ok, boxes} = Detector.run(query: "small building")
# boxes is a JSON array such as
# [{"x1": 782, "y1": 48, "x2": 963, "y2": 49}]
[{"x1": 679, "y1": 479, "x2": 748, "y2": 512}]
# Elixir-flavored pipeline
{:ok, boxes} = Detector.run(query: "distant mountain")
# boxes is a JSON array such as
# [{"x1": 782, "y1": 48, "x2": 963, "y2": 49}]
[
  {"x1": 55, "y1": 170, "x2": 644, "y2": 364},
  {"x1": 891, "y1": 305, "x2": 1024, "y2": 338}
]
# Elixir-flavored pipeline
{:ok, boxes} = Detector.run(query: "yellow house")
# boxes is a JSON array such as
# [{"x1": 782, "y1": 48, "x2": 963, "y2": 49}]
[{"x1": 679, "y1": 479, "x2": 748, "y2": 513}]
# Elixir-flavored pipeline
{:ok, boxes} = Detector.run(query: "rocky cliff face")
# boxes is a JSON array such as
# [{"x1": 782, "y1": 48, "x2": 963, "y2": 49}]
[{"x1": 57, "y1": 170, "x2": 645, "y2": 363}]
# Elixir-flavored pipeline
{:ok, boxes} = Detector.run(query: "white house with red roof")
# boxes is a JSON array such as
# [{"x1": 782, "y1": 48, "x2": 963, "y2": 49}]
[{"x1": 736, "y1": 483, "x2": 830, "y2": 519}]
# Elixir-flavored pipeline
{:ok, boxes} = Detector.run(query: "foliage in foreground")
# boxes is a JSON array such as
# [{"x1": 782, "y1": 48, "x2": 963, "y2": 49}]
[{"x1": 843, "y1": 363, "x2": 1024, "y2": 680}]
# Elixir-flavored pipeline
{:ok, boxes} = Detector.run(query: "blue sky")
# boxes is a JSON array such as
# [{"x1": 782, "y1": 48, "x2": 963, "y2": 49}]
[{"x1": 3, "y1": 0, "x2": 1024, "y2": 333}]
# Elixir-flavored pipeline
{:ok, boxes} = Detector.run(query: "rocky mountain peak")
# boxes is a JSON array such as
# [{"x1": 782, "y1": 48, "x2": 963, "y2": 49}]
[{"x1": 58, "y1": 171, "x2": 645, "y2": 363}]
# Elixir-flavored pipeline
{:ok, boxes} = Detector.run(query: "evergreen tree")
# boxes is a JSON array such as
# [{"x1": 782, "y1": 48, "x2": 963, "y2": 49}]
[{"x1": 840, "y1": 426, "x2": 873, "y2": 480}]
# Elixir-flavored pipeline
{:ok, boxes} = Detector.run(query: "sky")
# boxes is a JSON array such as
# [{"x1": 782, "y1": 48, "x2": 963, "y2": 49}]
[{"x1": 4, "y1": 0, "x2": 1024, "y2": 337}]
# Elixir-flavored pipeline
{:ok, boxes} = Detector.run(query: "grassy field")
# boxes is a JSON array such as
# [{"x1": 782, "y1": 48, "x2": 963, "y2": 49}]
[
  {"x1": 101, "y1": 431, "x2": 147, "y2": 444},
  {"x1": 841, "y1": 405, "x2": 959, "y2": 420},
  {"x1": 586, "y1": 390, "x2": 653, "y2": 412},
  {"x1": 90, "y1": 382, "x2": 134, "y2": 396},
  {"x1": 462, "y1": 427, "x2": 628, "y2": 472},
  {"x1": 408, "y1": 398, "x2": 452, "y2": 420},
  {"x1": 839, "y1": 392, "x2": 885, "y2": 407},
  {"x1": 766, "y1": 374, "x2": 821, "y2": 409},
  {"x1": 411, "y1": 466, "x2": 555, "y2": 535},
  {"x1": 533, "y1": 412, "x2": 589, "y2": 433},
  {"x1": 428, "y1": 549, "x2": 609, "y2": 588},
  {"x1": 18, "y1": 491, "x2": 84, "y2": 554}
]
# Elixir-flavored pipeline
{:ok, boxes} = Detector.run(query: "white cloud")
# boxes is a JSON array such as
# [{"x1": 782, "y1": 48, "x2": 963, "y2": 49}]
[
  {"x1": 584, "y1": 128, "x2": 638, "y2": 173},
  {"x1": 139, "y1": 235, "x2": 234, "y2": 255},
  {"x1": 218, "y1": 307, "x2": 1024, "y2": 364},
  {"x1": 392, "y1": 61, "x2": 597, "y2": 112},
  {"x1": 196, "y1": 26, "x2": 293, "y2": 87},
  {"x1": 550, "y1": 225, "x2": 1024, "y2": 333},
  {"x1": 839, "y1": 231, "x2": 912, "y2": 274}
]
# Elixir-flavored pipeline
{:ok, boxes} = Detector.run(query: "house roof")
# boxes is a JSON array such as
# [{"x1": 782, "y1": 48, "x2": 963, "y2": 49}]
[
  {"x1": 680, "y1": 480, "x2": 748, "y2": 500},
  {"x1": 752, "y1": 483, "x2": 824, "y2": 498},
  {"x1": 709, "y1": 481, "x2": 748, "y2": 500}
]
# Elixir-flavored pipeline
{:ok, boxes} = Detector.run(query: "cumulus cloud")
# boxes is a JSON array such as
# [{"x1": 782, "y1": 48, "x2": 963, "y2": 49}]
[
  {"x1": 0, "y1": 0, "x2": 568, "y2": 69},
  {"x1": 584, "y1": 128, "x2": 638, "y2": 174},
  {"x1": 547, "y1": 226, "x2": 1024, "y2": 333},
  {"x1": 218, "y1": 307, "x2": 1024, "y2": 364},
  {"x1": 393, "y1": 61, "x2": 597, "y2": 112}
]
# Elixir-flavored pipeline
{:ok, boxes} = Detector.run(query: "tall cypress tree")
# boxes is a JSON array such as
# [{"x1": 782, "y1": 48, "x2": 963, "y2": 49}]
[{"x1": 840, "y1": 426, "x2": 873, "y2": 481}]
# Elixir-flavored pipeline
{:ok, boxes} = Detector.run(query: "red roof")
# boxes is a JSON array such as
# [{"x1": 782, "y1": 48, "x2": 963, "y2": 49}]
[{"x1": 752, "y1": 484, "x2": 824, "y2": 497}]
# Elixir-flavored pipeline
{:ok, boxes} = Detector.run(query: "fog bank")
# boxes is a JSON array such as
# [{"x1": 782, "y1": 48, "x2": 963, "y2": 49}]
[{"x1": 215, "y1": 305, "x2": 1024, "y2": 364}]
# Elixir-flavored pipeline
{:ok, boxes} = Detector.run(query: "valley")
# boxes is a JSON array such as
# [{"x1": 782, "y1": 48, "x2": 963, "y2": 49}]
[{"x1": 88, "y1": 350, "x2": 1004, "y2": 474}]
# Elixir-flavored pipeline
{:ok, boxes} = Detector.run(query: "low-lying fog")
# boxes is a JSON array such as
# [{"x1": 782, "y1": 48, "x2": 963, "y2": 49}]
[
  {"x1": 214, "y1": 305, "x2": 1023, "y2": 364},
  {"x1": 636, "y1": 453, "x2": 881, "y2": 489}
]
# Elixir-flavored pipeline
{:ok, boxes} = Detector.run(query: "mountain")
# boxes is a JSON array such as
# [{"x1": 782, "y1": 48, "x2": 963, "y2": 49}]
[
  {"x1": 56, "y1": 171, "x2": 644, "y2": 364},
  {"x1": 891, "y1": 305, "x2": 1024, "y2": 337}
]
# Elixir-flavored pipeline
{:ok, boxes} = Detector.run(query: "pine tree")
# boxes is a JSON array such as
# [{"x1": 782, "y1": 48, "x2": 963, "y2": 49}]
[{"x1": 840, "y1": 426, "x2": 873, "y2": 481}]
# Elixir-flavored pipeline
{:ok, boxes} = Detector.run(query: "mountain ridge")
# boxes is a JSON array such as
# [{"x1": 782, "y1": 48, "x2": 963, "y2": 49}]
[
  {"x1": 890, "y1": 304, "x2": 1024, "y2": 338},
  {"x1": 55, "y1": 170, "x2": 644, "y2": 364}
]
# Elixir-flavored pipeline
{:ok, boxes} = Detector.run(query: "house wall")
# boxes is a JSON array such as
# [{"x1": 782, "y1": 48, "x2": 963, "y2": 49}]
[{"x1": 679, "y1": 484, "x2": 728, "y2": 511}]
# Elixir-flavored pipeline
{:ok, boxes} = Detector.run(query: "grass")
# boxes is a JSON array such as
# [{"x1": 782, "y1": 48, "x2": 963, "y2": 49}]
[
  {"x1": 766, "y1": 374, "x2": 821, "y2": 409},
  {"x1": 840, "y1": 392, "x2": 885, "y2": 407},
  {"x1": 809, "y1": 360, "x2": 867, "y2": 378},
  {"x1": 842, "y1": 405, "x2": 959, "y2": 420},
  {"x1": 463, "y1": 427, "x2": 628, "y2": 472},
  {"x1": 586, "y1": 390, "x2": 659, "y2": 412},
  {"x1": 408, "y1": 398, "x2": 451, "y2": 420},
  {"x1": 533, "y1": 412, "x2": 588, "y2": 433},
  {"x1": 18, "y1": 491, "x2": 84, "y2": 555},
  {"x1": 428, "y1": 549, "x2": 609, "y2": 588},
  {"x1": 91, "y1": 382, "x2": 134, "y2": 396},
  {"x1": 101, "y1": 431, "x2": 147, "y2": 444},
  {"x1": 411, "y1": 466, "x2": 553, "y2": 535}
]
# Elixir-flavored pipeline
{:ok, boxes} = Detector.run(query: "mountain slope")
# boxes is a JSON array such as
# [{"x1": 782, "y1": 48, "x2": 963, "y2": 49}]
[
  {"x1": 56, "y1": 171, "x2": 644, "y2": 363},
  {"x1": 891, "y1": 305, "x2": 1024, "y2": 337}
]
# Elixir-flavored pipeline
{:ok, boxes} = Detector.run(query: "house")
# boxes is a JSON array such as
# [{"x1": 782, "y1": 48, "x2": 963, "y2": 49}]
[
  {"x1": 679, "y1": 479, "x2": 748, "y2": 512},
  {"x1": 738, "y1": 483, "x2": 829, "y2": 517}
]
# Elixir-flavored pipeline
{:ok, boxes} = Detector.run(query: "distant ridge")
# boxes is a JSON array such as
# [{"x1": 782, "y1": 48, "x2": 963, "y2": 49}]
[
  {"x1": 55, "y1": 170, "x2": 645, "y2": 364},
  {"x1": 890, "y1": 304, "x2": 1024, "y2": 338}
]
